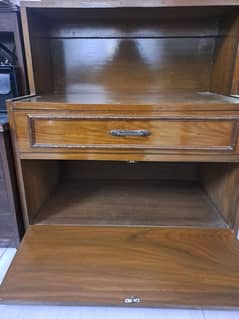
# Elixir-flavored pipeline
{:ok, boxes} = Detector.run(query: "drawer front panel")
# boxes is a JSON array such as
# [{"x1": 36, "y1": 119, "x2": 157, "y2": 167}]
[
  {"x1": 13, "y1": 111, "x2": 239, "y2": 155},
  {"x1": 28, "y1": 116, "x2": 236, "y2": 151}
]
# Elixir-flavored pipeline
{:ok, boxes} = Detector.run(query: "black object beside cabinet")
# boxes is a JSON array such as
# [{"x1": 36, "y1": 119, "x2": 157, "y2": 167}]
[
  {"x1": 0, "y1": 3, "x2": 27, "y2": 247},
  {"x1": 0, "y1": 115, "x2": 23, "y2": 247}
]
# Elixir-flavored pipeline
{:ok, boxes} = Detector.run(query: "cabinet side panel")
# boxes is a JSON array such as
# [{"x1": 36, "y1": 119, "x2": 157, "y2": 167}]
[
  {"x1": 21, "y1": 160, "x2": 60, "y2": 224},
  {"x1": 211, "y1": 14, "x2": 239, "y2": 95},
  {"x1": 200, "y1": 163, "x2": 239, "y2": 231},
  {"x1": 20, "y1": 7, "x2": 35, "y2": 94},
  {"x1": 231, "y1": 43, "x2": 239, "y2": 95},
  {"x1": 7, "y1": 100, "x2": 30, "y2": 229}
]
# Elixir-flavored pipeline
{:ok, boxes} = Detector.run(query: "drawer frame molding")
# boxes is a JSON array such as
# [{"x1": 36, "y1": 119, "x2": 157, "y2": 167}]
[{"x1": 27, "y1": 114, "x2": 239, "y2": 152}]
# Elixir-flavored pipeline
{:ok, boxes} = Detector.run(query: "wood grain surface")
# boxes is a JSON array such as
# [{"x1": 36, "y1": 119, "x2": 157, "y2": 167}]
[
  {"x1": 49, "y1": 37, "x2": 213, "y2": 93},
  {"x1": 21, "y1": 160, "x2": 60, "y2": 224},
  {"x1": 20, "y1": 4, "x2": 238, "y2": 96},
  {"x1": 29, "y1": 118, "x2": 236, "y2": 151},
  {"x1": 211, "y1": 15, "x2": 239, "y2": 95},
  {"x1": 13, "y1": 91, "x2": 239, "y2": 108},
  {"x1": 7, "y1": 1, "x2": 239, "y2": 309},
  {"x1": 34, "y1": 180, "x2": 226, "y2": 227},
  {"x1": 200, "y1": 164, "x2": 239, "y2": 230},
  {"x1": 1, "y1": 226, "x2": 239, "y2": 307},
  {"x1": 10, "y1": 94, "x2": 239, "y2": 159}
]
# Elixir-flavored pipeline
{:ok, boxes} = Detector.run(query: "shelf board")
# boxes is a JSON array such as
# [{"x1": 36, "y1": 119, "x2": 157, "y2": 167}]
[
  {"x1": 22, "y1": 90, "x2": 239, "y2": 106},
  {"x1": 14, "y1": 90, "x2": 239, "y2": 111},
  {"x1": 34, "y1": 180, "x2": 226, "y2": 227}
]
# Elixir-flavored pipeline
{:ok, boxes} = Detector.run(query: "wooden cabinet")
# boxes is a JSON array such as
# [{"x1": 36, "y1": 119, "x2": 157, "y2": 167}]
[{"x1": 1, "y1": 0, "x2": 239, "y2": 308}]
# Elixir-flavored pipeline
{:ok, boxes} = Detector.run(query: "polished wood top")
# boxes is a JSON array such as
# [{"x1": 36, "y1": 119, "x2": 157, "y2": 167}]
[{"x1": 18, "y1": 91, "x2": 239, "y2": 107}]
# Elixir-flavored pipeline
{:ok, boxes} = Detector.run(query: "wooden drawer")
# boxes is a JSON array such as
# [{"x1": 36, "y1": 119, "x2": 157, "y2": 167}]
[{"x1": 13, "y1": 111, "x2": 239, "y2": 153}]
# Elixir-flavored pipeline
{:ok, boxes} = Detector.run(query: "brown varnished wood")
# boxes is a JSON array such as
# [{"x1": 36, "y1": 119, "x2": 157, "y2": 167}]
[
  {"x1": 61, "y1": 161, "x2": 199, "y2": 181},
  {"x1": 7, "y1": 95, "x2": 239, "y2": 162},
  {"x1": 1, "y1": 226, "x2": 239, "y2": 307},
  {"x1": 16, "y1": 160, "x2": 235, "y2": 231},
  {"x1": 211, "y1": 15, "x2": 239, "y2": 95},
  {"x1": 27, "y1": 11, "x2": 53, "y2": 94},
  {"x1": 21, "y1": 5, "x2": 238, "y2": 95},
  {"x1": 34, "y1": 180, "x2": 226, "y2": 228},
  {"x1": 17, "y1": 152, "x2": 239, "y2": 163},
  {"x1": 29, "y1": 7, "x2": 231, "y2": 28},
  {"x1": 6, "y1": 1, "x2": 239, "y2": 308},
  {"x1": 13, "y1": 91, "x2": 239, "y2": 108},
  {"x1": 45, "y1": 18, "x2": 218, "y2": 38},
  {"x1": 29, "y1": 6, "x2": 224, "y2": 37},
  {"x1": 29, "y1": 117, "x2": 236, "y2": 151},
  {"x1": 7, "y1": 100, "x2": 31, "y2": 229},
  {"x1": 232, "y1": 44, "x2": 239, "y2": 95},
  {"x1": 200, "y1": 164, "x2": 239, "y2": 231},
  {"x1": 9, "y1": 92, "x2": 239, "y2": 162},
  {"x1": 10, "y1": 95, "x2": 239, "y2": 158},
  {"x1": 17, "y1": 159, "x2": 238, "y2": 232},
  {"x1": 20, "y1": 7, "x2": 35, "y2": 94},
  {"x1": 50, "y1": 38, "x2": 213, "y2": 93},
  {"x1": 21, "y1": 160, "x2": 60, "y2": 224}
]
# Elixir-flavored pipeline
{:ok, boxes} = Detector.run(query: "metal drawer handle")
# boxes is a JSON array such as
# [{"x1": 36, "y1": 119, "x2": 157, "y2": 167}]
[{"x1": 110, "y1": 129, "x2": 151, "y2": 137}]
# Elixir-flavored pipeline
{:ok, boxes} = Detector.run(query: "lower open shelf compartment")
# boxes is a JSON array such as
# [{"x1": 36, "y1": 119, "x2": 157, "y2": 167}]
[
  {"x1": 21, "y1": 160, "x2": 238, "y2": 229},
  {"x1": 35, "y1": 179, "x2": 226, "y2": 228},
  {"x1": 1, "y1": 225, "x2": 239, "y2": 307},
  {"x1": 2, "y1": 161, "x2": 239, "y2": 307}
]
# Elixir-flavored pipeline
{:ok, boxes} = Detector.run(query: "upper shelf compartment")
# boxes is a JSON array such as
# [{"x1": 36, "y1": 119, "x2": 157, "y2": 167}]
[{"x1": 22, "y1": 5, "x2": 239, "y2": 96}]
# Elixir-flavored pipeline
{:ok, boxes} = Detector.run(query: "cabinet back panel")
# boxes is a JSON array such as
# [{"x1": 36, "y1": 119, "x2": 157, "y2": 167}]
[
  {"x1": 49, "y1": 37, "x2": 214, "y2": 93},
  {"x1": 61, "y1": 161, "x2": 199, "y2": 181}
]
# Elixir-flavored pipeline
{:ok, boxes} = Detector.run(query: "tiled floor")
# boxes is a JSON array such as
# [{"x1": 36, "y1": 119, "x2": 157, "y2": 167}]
[{"x1": 0, "y1": 248, "x2": 238, "y2": 319}]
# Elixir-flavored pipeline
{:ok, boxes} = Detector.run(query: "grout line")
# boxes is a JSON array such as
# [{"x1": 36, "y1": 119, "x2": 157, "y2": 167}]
[
  {"x1": 0, "y1": 248, "x2": 6, "y2": 260},
  {"x1": 202, "y1": 309, "x2": 207, "y2": 319}
]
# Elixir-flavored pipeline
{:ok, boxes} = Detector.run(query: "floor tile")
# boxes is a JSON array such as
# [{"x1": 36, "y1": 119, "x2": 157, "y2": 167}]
[
  {"x1": 0, "y1": 248, "x2": 6, "y2": 259},
  {"x1": 0, "y1": 305, "x2": 205, "y2": 319},
  {"x1": 0, "y1": 248, "x2": 16, "y2": 285},
  {"x1": 203, "y1": 310, "x2": 239, "y2": 319}
]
